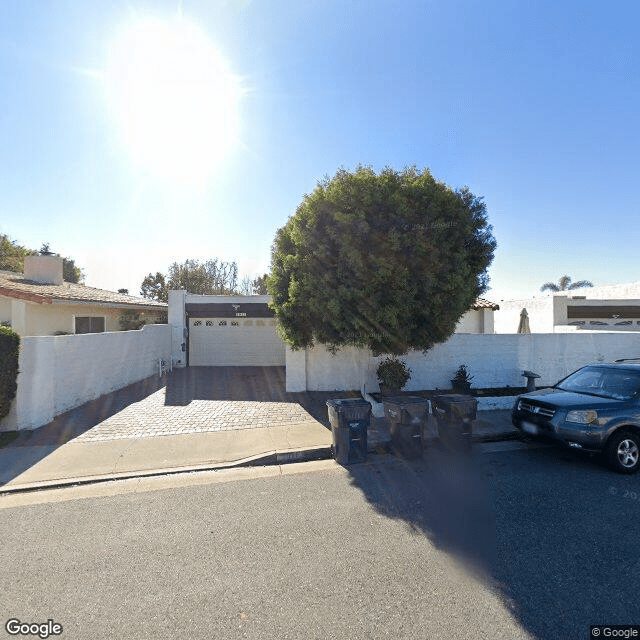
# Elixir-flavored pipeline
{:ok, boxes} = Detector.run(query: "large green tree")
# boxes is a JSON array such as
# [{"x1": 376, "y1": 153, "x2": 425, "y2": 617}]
[{"x1": 269, "y1": 166, "x2": 497, "y2": 355}]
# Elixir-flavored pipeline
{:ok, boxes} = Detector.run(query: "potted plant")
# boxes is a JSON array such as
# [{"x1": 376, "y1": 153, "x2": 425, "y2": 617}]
[
  {"x1": 376, "y1": 357, "x2": 412, "y2": 396},
  {"x1": 451, "y1": 364, "x2": 474, "y2": 394}
]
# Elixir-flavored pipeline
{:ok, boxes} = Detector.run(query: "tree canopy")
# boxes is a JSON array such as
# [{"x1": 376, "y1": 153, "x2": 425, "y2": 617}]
[
  {"x1": 167, "y1": 259, "x2": 238, "y2": 295},
  {"x1": 268, "y1": 165, "x2": 497, "y2": 356},
  {"x1": 540, "y1": 275, "x2": 593, "y2": 293},
  {"x1": 140, "y1": 272, "x2": 168, "y2": 302},
  {"x1": 141, "y1": 259, "x2": 256, "y2": 301},
  {"x1": 61, "y1": 257, "x2": 84, "y2": 284},
  {"x1": 0, "y1": 235, "x2": 85, "y2": 283},
  {"x1": 252, "y1": 274, "x2": 269, "y2": 295},
  {"x1": 0, "y1": 234, "x2": 31, "y2": 273}
]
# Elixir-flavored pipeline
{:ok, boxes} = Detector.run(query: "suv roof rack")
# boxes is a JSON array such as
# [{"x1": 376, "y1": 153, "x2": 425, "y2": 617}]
[{"x1": 613, "y1": 358, "x2": 640, "y2": 363}]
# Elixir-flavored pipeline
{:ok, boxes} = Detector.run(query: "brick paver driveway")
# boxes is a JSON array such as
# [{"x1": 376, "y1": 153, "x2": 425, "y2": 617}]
[{"x1": 14, "y1": 367, "x2": 360, "y2": 446}]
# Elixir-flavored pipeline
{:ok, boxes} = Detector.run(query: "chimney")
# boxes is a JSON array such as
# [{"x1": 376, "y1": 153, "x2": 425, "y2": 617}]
[{"x1": 24, "y1": 254, "x2": 64, "y2": 285}]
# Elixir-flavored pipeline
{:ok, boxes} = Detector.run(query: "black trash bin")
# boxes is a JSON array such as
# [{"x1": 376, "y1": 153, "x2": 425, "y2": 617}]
[
  {"x1": 326, "y1": 398, "x2": 371, "y2": 465},
  {"x1": 382, "y1": 396, "x2": 430, "y2": 458},
  {"x1": 431, "y1": 394, "x2": 477, "y2": 450}
]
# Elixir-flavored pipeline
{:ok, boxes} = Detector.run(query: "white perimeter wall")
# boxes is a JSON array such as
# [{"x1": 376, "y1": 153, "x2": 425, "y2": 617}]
[
  {"x1": 493, "y1": 297, "x2": 554, "y2": 333},
  {"x1": 287, "y1": 332, "x2": 640, "y2": 392},
  {"x1": 1, "y1": 324, "x2": 171, "y2": 431}
]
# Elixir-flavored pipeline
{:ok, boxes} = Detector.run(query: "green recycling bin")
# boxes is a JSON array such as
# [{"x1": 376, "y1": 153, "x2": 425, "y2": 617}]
[
  {"x1": 382, "y1": 396, "x2": 430, "y2": 458},
  {"x1": 326, "y1": 398, "x2": 371, "y2": 465},
  {"x1": 431, "y1": 394, "x2": 477, "y2": 450}
]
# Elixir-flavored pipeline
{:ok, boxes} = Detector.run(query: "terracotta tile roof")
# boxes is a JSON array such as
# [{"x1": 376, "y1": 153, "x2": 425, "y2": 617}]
[
  {"x1": 0, "y1": 270, "x2": 166, "y2": 308},
  {"x1": 473, "y1": 297, "x2": 500, "y2": 310}
]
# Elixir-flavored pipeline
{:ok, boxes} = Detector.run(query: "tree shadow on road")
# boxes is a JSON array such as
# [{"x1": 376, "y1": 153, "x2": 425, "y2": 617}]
[{"x1": 345, "y1": 444, "x2": 640, "y2": 640}]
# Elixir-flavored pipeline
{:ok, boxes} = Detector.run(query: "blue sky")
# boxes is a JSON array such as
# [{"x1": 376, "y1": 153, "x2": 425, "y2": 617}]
[{"x1": 0, "y1": 0, "x2": 637, "y2": 301}]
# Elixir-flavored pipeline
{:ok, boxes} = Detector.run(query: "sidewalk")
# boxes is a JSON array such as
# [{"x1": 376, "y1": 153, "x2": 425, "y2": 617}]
[{"x1": 0, "y1": 409, "x2": 519, "y2": 494}]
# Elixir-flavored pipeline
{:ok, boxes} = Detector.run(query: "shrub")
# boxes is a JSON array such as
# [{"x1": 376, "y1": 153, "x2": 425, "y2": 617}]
[
  {"x1": 119, "y1": 310, "x2": 146, "y2": 331},
  {"x1": 376, "y1": 357, "x2": 412, "y2": 391},
  {"x1": 452, "y1": 364, "x2": 474, "y2": 384},
  {"x1": 0, "y1": 326, "x2": 20, "y2": 420}
]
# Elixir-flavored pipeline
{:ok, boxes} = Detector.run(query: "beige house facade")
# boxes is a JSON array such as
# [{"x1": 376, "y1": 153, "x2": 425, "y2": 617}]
[{"x1": 0, "y1": 255, "x2": 167, "y2": 337}]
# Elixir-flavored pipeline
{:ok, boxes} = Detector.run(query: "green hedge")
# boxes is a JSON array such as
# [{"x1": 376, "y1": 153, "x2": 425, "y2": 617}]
[{"x1": 0, "y1": 326, "x2": 20, "y2": 420}]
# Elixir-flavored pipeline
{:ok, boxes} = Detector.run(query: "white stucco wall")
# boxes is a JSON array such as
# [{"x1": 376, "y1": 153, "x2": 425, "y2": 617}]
[
  {"x1": 566, "y1": 282, "x2": 640, "y2": 299},
  {"x1": 287, "y1": 332, "x2": 640, "y2": 392},
  {"x1": 455, "y1": 308, "x2": 495, "y2": 333},
  {"x1": 168, "y1": 289, "x2": 187, "y2": 367},
  {"x1": 493, "y1": 297, "x2": 555, "y2": 333},
  {"x1": 1, "y1": 324, "x2": 171, "y2": 431},
  {"x1": 455, "y1": 310, "x2": 482, "y2": 333}
]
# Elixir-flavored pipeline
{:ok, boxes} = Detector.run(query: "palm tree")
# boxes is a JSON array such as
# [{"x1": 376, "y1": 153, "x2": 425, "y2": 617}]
[{"x1": 540, "y1": 275, "x2": 594, "y2": 293}]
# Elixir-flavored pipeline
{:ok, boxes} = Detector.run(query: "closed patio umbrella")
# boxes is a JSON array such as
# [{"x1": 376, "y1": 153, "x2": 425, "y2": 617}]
[{"x1": 517, "y1": 308, "x2": 531, "y2": 334}]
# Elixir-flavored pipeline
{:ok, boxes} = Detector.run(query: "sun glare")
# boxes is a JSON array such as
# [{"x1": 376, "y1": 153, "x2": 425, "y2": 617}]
[{"x1": 106, "y1": 18, "x2": 242, "y2": 184}]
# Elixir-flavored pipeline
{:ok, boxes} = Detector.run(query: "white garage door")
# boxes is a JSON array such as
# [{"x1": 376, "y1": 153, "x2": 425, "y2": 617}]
[{"x1": 189, "y1": 318, "x2": 286, "y2": 366}]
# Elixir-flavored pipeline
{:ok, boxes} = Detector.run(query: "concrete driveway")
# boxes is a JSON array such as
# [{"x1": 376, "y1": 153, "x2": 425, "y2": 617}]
[
  {"x1": 0, "y1": 367, "x2": 362, "y2": 490},
  {"x1": 1, "y1": 368, "x2": 518, "y2": 491},
  {"x1": 12, "y1": 366, "x2": 355, "y2": 447}
]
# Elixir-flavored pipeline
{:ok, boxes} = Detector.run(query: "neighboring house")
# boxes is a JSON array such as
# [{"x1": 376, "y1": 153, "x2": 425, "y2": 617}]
[
  {"x1": 455, "y1": 297, "x2": 500, "y2": 333},
  {"x1": 0, "y1": 254, "x2": 167, "y2": 336},
  {"x1": 168, "y1": 291, "x2": 501, "y2": 367},
  {"x1": 494, "y1": 281, "x2": 640, "y2": 333}
]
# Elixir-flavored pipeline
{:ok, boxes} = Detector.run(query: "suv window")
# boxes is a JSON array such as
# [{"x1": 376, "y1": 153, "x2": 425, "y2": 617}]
[{"x1": 557, "y1": 366, "x2": 640, "y2": 400}]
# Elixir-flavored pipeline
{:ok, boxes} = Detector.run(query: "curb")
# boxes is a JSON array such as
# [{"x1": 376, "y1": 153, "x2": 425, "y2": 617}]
[
  {"x1": 0, "y1": 445, "x2": 333, "y2": 496},
  {"x1": 0, "y1": 432, "x2": 521, "y2": 496}
]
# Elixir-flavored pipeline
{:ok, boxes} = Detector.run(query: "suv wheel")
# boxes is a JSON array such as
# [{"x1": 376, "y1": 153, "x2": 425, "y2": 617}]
[{"x1": 606, "y1": 431, "x2": 640, "y2": 474}]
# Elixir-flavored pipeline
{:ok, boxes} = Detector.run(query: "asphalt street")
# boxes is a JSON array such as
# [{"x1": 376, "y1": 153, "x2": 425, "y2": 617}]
[{"x1": 0, "y1": 440, "x2": 639, "y2": 640}]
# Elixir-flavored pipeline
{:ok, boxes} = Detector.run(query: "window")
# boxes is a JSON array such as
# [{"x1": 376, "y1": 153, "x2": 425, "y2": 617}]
[{"x1": 75, "y1": 316, "x2": 105, "y2": 334}]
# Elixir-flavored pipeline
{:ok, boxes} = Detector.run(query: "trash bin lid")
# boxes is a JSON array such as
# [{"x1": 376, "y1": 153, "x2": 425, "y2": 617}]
[
  {"x1": 431, "y1": 394, "x2": 477, "y2": 407},
  {"x1": 380, "y1": 395, "x2": 429, "y2": 407},
  {"x1": 326, "y1": 398, "x2": 371, "y2": 409}
]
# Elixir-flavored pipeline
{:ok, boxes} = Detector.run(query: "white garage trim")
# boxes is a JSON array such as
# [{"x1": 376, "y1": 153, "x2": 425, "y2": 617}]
[{"x1": 189, "y1": 317, "x2": 285, "y2": 366}]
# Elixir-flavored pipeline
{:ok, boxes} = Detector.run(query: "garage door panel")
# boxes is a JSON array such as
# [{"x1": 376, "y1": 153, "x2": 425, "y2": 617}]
[{"x1": 189, "y1": 319, "x2": 285, "y2": 366}]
